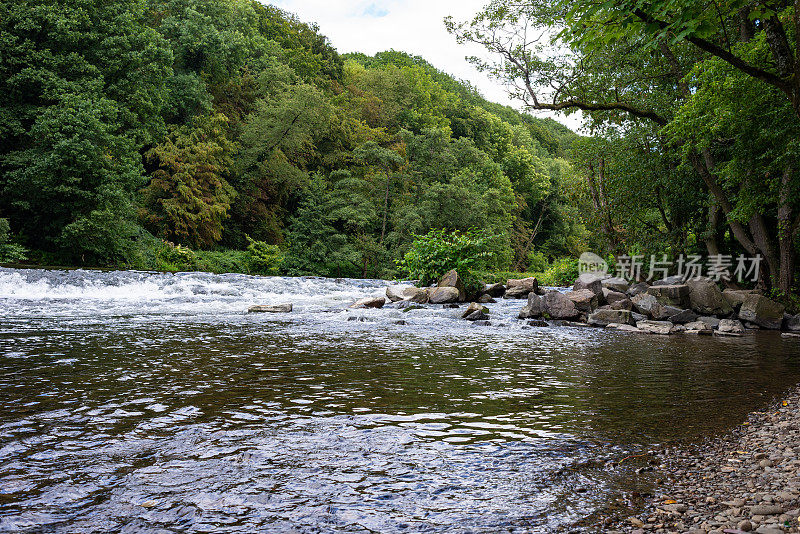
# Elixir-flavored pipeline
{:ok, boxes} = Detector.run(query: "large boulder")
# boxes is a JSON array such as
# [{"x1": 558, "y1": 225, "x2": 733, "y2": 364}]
[
  {"x1": 249, "y1": 303, "x2": 293, "y2": 313},
  {"x1": 646, "y1": 284, "x2": 690, "y2": 307},
  {"x1": 573, "y1": 273, "x2": 605, "y2": 300},
  {"x1": 627, "y1": 282, "x2": 650, "y2": 298},
  {"x1": 568, "y1": 289, "x2": 599, "y2": 313},
  {"x1": 505, "y1": 277, "x2": 539, "y2": 299},
  {"x1": 602, "y1": 277, "x2": 630, "y2": 293},
  {"x1": 428, "y1": 287, "x2": 460, "y2": 304},
  {"x1": 666, "y1": 308, "x2": 699, "y2": 324},
  {"x1": 438, "y1": 269, "x2": 467, "y2": 302},
  {"x1": 386, "y1": 285, "x2": 411, "y2": 302},
  {"x1": 519, "y1": 293, "x2": 544, "y2": 319},
  {"x1": 610, "y1": 298, "x2": 633, "y2": 311},
  {"x1": 543, "y1": 291, "x2": 580, "y2": 319},
  {"x1": 652, "y1": 275, "x2": 686, "y2": 286},
  {"x1": 350, "y1": 297, "x2": 386, "y2": 309},
  {"x1": 636, "y1": 320, "x2": 673, "y2": 335},
  {"x1": 722, "y1": 288, "x2": 760, "y2": 312},
  {"x1": 462, "y1": 302, "x2": 489, "y2": 321},
  {"x1": 653, "y1": 305, "x2": 683, "y2": 321},
  {"x1": 603, "y1": 289, "x2": 628, "y2": 305},
  {"x1": 686, "y1": 278, "x2": 733, "y2": 316},
  {"x1": 403, "y1": 287, "x2": 430, "y2": 303},
  {"x1": 588, "y1": 309, "x2": 634, "y2": 327},
  {"x1": 631, "y1": 293, "x2": 663, "y2": 318},
  {"x1": 483, "y1": 283, "x2": 506, "y2": 298},
  {"x1": 738, "y1": 295, "x2": 786, "y2": 330}
]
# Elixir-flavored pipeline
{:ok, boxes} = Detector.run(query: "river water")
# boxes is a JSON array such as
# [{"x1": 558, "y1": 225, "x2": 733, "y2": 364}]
[{"x1": 0, "y1": 267, "x2": 798, "y2": 533}]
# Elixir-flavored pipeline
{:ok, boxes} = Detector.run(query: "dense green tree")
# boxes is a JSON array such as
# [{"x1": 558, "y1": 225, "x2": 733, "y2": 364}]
[
  {"x1": 142, "y1": 113, "x2": 237, "y2": 248},
  {"x1": 0, "y1": 0, "x2": 172, "y2": 262}
]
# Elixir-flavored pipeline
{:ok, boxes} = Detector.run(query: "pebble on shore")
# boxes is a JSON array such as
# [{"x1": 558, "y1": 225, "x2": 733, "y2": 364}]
[{"x1": 599, "y1": 389, "x2": 800, "y2": 534}]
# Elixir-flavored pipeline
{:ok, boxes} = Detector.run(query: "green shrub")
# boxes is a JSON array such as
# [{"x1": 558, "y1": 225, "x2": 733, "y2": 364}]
[
  {"x1": 155, "y1": 242, "x2": 196, "y2": 271},
  {"x1": 194, "y1": 249, "x2": 252, "y2": 274},
  {"x1": 526, "y1": 250, "x2": 548, "y2": 273},
  {"x1": 542, "y1": 257, "x2": 580, "y2": 287},
  {"x1": 246, "y1": 236, "x2": 283, "y2": 275},
  {"x1": 397, "y1": 229, "x2": 493, "y2": 291},
  {"x1": 0, "y1": 218, "x2": 28, "y2": 264}
]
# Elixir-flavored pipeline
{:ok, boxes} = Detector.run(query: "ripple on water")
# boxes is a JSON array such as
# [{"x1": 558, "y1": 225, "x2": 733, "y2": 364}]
[{"x1": 1, "y1": 268, "x2": 800, "y2": 532}]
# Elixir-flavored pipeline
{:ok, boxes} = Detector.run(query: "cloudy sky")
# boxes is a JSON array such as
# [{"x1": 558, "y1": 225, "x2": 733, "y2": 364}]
[{"x1": 267, "y1": 0, "x2": 582, "y2": 130}]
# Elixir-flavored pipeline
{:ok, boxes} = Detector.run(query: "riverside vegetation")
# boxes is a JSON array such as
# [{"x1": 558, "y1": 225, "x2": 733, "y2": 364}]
[{"x1": 2, "y1": 0, "x2": 799, "y2": 302}]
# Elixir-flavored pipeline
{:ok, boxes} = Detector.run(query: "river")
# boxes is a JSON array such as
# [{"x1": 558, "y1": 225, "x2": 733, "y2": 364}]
[{"x1": 0, "y1": 267, "x2": 798, "y2": 532}]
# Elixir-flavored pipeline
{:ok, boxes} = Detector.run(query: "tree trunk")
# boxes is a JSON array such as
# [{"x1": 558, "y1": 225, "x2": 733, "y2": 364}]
[
  {"x1": 705, "y1": 202, "x2": 722, "y2": 257},
  {"x1": 380, "y1": 173, "x2": 390, "y2": 243},
  {"x1": 778, "y1": 166, "x2": 798, "y2": 293}
]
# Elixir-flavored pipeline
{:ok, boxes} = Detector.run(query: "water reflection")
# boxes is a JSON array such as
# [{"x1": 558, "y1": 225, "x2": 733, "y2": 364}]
[{"x1": 1, "y1": 268, "x2": 799, "y2": 532}]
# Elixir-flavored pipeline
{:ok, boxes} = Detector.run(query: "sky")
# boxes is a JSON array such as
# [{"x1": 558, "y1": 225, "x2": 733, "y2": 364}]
[{"x1": 267, "y1": 0, "x2": 583, "y2": 131}]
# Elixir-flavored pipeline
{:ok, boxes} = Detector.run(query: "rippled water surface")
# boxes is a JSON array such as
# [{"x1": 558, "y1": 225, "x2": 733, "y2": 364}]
[{"x1": 1, "y1": 267, "x2": 799, "y2": 532}]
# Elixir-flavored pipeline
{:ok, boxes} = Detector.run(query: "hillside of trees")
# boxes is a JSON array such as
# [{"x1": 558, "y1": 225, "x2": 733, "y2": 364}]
[
  {"x1": 1, "y1": 0, "x2": 798, "y2": 297},
  {"x1": 0, "y1": 0, "x2": 585, "y2": 281}
]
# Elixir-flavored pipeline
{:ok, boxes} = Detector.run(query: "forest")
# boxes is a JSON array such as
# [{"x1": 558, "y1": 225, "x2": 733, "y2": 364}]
[{"x1": 1, "y1": 0, "x2": 798, "y2": 298}]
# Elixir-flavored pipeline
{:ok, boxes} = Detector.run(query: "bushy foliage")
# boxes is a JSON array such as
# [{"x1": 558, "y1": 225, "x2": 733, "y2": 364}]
[
  {"x1": 245, "y1": 235, "x2": 283, "y2": 275},
  {"x1": 0, "y1": 218, "x2": 27, "y2": 264},
  {"x1": 542, "y1": 258, "x2": 580, "y2": 287},
  {"x1": 397, "y1": 229, "x2": 494, "y2": 290},
  {"x1": 0, "y1": 0, "x2": 582, "y2": 279}
]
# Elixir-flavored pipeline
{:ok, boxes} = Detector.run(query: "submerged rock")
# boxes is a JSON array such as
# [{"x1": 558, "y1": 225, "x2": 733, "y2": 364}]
[
  {"x1": 350, "y1": 297, "x2": 386, "y2": 309},
  {"x1": 462, "y1": 302, "x2": 489, "y2": 321},
  {"x1": 249, "y1": 303, "x2": 293, "y2": 313},
  {"x1": 636, "y1": 320, "x2": 674, "y2": 335}
]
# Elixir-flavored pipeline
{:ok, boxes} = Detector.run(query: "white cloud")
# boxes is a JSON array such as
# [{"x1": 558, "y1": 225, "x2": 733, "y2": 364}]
[{"x1": 266, "y1": 0, "x2": 583, "y2": 131}]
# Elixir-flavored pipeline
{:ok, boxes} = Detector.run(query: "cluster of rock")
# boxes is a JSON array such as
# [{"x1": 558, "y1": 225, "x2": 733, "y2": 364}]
[
  {"x1": 603, "y1": 389, "x2": 800, "y2": 534},
  {"x1": 520, "y1": 273, "x2": 799, "y2": 337},
  {"x1": 248, "y1": 269, "x2": 799, "y2": 337},
  {"x1": 378, "y1": 269, "x2": 541, "y2": 322}
]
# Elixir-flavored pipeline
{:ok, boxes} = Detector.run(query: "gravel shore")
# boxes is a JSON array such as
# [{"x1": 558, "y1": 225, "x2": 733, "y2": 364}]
[{"x1": 601, "y1": 388, "x2": 800, "y2": 534}]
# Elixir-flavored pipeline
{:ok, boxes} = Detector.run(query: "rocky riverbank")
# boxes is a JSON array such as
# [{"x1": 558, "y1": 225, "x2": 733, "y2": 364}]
[{"x1": 596, "y1": 388, "x2": 800, "y2": 534}]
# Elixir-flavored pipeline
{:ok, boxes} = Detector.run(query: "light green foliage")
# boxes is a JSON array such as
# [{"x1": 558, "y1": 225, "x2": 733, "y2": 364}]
[
  {"x1": 156, "y1": 242, "x2": 197, "y2": 271},
  {"x1": 246, "y1": 235, "x2": 283, "y2": 275},
  {"x1": 0, "y1": 0, "x2": 582, "y2": 280},
  {"x1": 142, "y1": 113, "x2": 237, "y2": 248},
  {"x1": 397, "y1": 229, "x2": 495, "y2": 291},
  {"x1": 0, "y1": 218, "x2": 27, "y2": 264}
]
